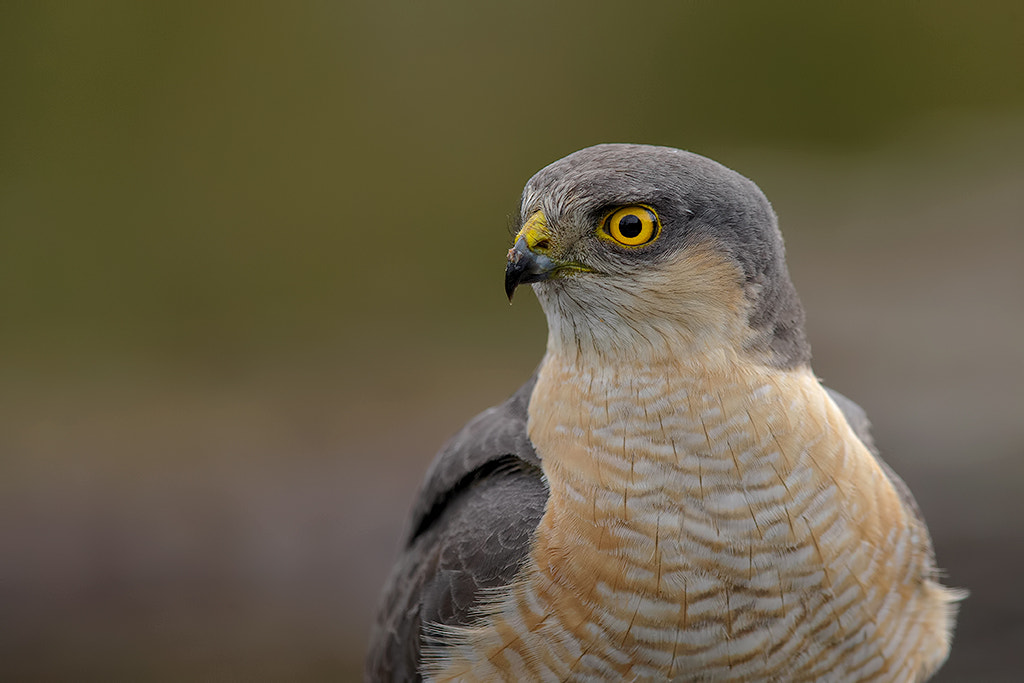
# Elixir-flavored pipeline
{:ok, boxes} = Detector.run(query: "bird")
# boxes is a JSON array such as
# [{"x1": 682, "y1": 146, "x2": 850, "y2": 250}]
[{"x1": 366, "y1": 144, "x2": 962, "y2": 682}]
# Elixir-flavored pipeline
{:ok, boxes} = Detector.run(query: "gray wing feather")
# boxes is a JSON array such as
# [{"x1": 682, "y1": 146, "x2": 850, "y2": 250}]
[{"x1": 365, "y1": 376, "x2": 545, "y2": 683}]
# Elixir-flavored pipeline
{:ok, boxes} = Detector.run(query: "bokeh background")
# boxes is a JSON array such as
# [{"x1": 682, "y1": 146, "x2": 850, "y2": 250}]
[{"x1": 2, "y1": 2, "x2": 1022, "y2": 680}]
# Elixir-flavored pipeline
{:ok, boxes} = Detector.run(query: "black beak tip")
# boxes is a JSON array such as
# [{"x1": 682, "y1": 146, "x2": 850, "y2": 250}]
[
  {"x1": 505, "y1": 245, "x2": 528, "y2": 303},
  {"x1": 504, "y1": 262, "x2": 522, "y2": 302}
]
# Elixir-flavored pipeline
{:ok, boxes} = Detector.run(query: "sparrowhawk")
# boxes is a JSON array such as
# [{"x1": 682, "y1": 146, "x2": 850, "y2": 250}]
[{"x1": 366, "y1": 144, "x2": 962, "y2": 682}]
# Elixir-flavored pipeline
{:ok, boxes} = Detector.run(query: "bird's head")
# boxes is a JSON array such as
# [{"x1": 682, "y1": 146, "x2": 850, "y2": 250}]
[{"x1": 505, "y1": 144, "x2": 809, "y2": 368}]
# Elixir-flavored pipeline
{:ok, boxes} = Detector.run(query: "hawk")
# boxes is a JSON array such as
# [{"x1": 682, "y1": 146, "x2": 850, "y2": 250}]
[{"x1": 366, "y1": 144, "x2": 961, "y2": 682}]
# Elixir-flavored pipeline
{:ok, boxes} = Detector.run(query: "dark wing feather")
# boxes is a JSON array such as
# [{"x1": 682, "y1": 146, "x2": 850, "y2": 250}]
[{"x1": 365, "y1": 376, "x2": 546, "y2": 682}]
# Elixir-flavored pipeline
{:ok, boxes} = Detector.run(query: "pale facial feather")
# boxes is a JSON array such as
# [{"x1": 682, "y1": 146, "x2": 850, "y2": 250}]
[{"x1": 533, "y1": 242, "x2": 771, "y2": 366}]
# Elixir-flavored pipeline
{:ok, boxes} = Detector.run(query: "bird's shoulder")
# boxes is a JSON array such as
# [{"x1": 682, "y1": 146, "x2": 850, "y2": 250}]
[
  {"x1": 824, "y1": 385, "x2": 930, "y2": 540},
  {"x1": 366, "y1": 374, "x2": 547, "y2": 682},
  {"x1": 406, "y1": 373, "x2": 542, "y2": 541}
]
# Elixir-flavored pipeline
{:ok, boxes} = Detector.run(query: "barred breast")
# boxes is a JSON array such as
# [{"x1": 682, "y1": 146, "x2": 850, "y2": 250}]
[{"x1": 424, "y1": 351, "x2": 957, "y2": 682}]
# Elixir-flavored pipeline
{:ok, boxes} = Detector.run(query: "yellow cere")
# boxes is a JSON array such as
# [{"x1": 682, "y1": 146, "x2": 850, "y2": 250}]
[
  {"x1": 514, "y1": 211, "x2": 553, "y2": 253},
  {"x1": 601, "y1": 205, "x2": 660, "y2": 247}
]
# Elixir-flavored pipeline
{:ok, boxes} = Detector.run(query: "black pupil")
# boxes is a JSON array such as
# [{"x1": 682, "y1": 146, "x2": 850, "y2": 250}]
[{"x1": 618, "y1": 214, "x2": 643, "y2": 239}]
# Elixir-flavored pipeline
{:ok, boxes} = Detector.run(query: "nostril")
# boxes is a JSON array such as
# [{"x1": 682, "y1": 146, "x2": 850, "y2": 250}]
[{"x1": 534, "y1": 238, "x2": 551, "y2": 252}]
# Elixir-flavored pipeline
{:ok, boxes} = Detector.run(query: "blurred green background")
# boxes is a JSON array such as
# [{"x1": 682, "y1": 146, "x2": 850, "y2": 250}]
[{"x1": 1, "y1": 2, "x2": 1022, "y2": 680}]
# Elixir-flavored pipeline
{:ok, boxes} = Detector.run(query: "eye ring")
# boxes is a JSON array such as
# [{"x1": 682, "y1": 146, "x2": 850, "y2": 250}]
[{"x1": 600, "y1": 205, "x2": 661, "y2": 247}]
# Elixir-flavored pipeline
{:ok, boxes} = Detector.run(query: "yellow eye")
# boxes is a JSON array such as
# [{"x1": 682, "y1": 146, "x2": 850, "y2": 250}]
[{"x1": 601, "y1": 205, "x2": 660, "y2": 247}]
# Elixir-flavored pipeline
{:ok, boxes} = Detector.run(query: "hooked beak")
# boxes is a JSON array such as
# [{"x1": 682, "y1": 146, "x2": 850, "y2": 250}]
[{"x1": 505, "y1": 236, "x2": 558, "y2": 302}]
